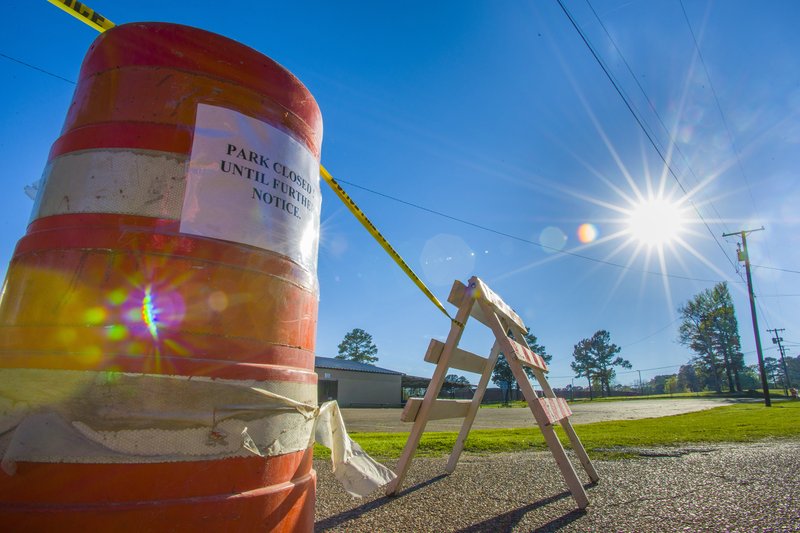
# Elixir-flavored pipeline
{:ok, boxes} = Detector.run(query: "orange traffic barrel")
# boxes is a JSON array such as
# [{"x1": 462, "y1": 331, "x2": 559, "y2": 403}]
[{"x1": 0, "y1": 23, "x2": 322, "y2": 531}]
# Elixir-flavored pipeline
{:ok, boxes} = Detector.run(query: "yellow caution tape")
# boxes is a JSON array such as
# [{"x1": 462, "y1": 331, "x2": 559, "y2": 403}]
[
  {"x1": 320, "y1": 165, "x2": 460, "y2": 326},
  {"x1": 47, "y1": 3, "x2": 458, "y2": 327},
  {"x1": 47, "y1": 0, "x2": 115, "y2": 32}
]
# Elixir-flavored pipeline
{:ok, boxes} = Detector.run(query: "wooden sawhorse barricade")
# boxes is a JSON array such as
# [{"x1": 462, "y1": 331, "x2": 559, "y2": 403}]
[{"x1": 385, "y1": 276, "x2": 599, "y2": 508}]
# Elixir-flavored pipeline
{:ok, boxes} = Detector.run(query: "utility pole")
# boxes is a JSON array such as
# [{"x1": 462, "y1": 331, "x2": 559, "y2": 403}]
[
  {"x1": 767, "y1": 328, "x2": 791, "y2": 395},
  {"x1": 637, "y1": 369, "x2": 644, "y2": 396},
  {"x1": 723, "y1": 227, "x2": 770, "y2": 407}
]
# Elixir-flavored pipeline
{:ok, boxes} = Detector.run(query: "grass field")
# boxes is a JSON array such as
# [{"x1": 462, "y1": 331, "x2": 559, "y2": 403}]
[
  {"x1": 481, "y1": 389, "x2": 792, "y2": 408},
  {"x1": 315, "y1": 400, "x2": 800, "y2": 460}
]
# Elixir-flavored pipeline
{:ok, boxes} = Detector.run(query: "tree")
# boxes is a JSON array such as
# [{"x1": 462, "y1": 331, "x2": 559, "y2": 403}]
[
  {"x1": 571, "y1": 330, "x2": 630, "y2": 397},
  {"x1": 571, "y1": 338, "x2": 595, "y2": 400},
  {"x1": 763, "y1": 357, "x2": 783, "y2": 388},
  {"x1": 664, "y1": 375, "x2": 678, "y2": 396},
  {"x1": 648, "y1": 374, "x2": 675, "y2": 395},
  {"x1": 678, "y1": 283, "x2": 744, "y2": 393},
  {"x1": 738, "y1": 365, "x2": 761, "y2": 390},
  {"x1": 787, "y1": 355, "x2": 800, "y2": 385},
  {"x1": 708, "y1": 284, "x2": 745, "y2": 391},
  {"x1": 442, "y1": 374, "x2": 471, "y2": 398},
  {"x1": 336, "y1": 328, "x2": 378, "y2": 363},
  {"x1": 588, "y1": 330, "x2": 630, "y2": 396},
  {"x1": 679, "y1": 293, "x2": 722, "y2": 392},
  {"x1": 677, "y1": 364, "x2": 700, "y2": 393},
  {"x1": 491, "y1": 353, "x2": 515, "y2": 404}
]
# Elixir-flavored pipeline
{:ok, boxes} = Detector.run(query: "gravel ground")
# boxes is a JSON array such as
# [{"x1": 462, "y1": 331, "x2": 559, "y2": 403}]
[
  {"x1": 340, "y1": 398, "x2": 755, "y2": 433},
  {"x1": 314, "y1": 441, "x2": 800, "y2": 532}
]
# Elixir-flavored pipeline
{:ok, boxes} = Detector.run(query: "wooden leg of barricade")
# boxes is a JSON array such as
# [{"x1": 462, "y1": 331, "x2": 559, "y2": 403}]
[
  {"x1": 531, "y1": 367, "x2": 599, "y2": 483},
  {"x1": 560, "y1": 419, "x2": 599, "y2": 483},
  {"x1": 512, "y1": 360, "x2": 590, "y2": 509},
  {"x1": 539, "y1": 423, "x2": 590, "y2": 509},
  {"x1": 386, "y1": 302, "x2": 473, "y2": 495}
]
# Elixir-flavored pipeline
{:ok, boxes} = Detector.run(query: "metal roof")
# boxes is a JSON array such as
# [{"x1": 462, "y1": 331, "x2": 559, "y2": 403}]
[{"x1": 315, "y1": 356, "x2": 403, "y2": 376}]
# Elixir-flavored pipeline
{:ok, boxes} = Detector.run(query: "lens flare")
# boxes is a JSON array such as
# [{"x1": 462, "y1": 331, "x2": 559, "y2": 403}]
[
  {"x1": 105, "y1": 324, "x2": 128, "y2": 341},
  {"x1": 420, "y1": 234, "x2": 475, "y2": 286},
  {"x1": 141, "y1": 285, "x2": 159, "y2": 340},
  {"x1": 107, "y1": 289, "x2": 127, "y2": 306},
  {"x1": 539, "y1": 226, "x2": 567, "y2": 253},
  {"x1": 83, "y1": 307, "x2": 107, "y2": 325},
  {"x1": 208, "y1": 290, "x2": 229, "y2": 312},
  {"x1": 577, "y1": 223, "x2": 598, "y2": 243}
]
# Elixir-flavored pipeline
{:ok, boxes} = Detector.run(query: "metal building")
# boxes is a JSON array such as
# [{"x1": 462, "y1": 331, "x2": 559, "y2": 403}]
[{"x1": 315, "y1": 356, "x2": 403, "y2": 407}]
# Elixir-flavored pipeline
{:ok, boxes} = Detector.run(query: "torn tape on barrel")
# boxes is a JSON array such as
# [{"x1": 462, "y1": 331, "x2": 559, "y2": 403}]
[{"x1": 0, "y1": 368, "x2": 395, "y2": 497}]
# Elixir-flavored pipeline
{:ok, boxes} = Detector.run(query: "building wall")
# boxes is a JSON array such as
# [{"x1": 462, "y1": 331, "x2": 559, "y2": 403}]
[{"x1": 316, "y1": 368, "x2": 402, "y2": 407}]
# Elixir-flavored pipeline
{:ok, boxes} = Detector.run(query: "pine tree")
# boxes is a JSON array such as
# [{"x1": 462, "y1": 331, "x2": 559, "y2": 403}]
[
  {"x1": 336, "y1": 328, "x2": 379, "y2": 364},
  {"x1": 571, "y1": 330, "x2": 629, "y2": 397}
]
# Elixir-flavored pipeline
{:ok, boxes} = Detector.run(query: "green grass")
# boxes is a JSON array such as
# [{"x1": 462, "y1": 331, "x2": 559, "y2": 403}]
[
  {"x1": 480, "y1": 393, "x2": 708, "y2": 409},
  {"x1": 315, "y1": 401, "x2": 800, "y2": 460},
  {"x1": 481, "y1": 389, "x2": 789, "y2": 408}
]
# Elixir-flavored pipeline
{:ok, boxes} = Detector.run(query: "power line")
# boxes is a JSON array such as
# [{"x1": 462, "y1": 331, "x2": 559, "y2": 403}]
[
  {"x1": 752, "y1": 264, "x2": 800, "y2": 275},
  {"x1": 550, "y1": 363, "x2": 683, "y2": 380},
  {"x1": 619, "y1": 318, "x2": 681, "y2": 348},
  {"x1": 678, "y1": 0, "x2": 760, "y2": 216},
  {"x1": 584, "y1": 0, "x2": 732, "y2": 236},
  {"x1": 616, "y1": 364, "x2": 682, "y2": 376},
  {"x1": 556, "y1": 0, "x2": 740, "y2": 275},
  {"x1": 338, "y1": 178, "x2": 736, "y2": 284},
  {"x1": 0, "y1": 52, "x2": 75, "y2": 84},
  {"x1": 678, "y1": 0, "x2": 782, "y2": 305}
]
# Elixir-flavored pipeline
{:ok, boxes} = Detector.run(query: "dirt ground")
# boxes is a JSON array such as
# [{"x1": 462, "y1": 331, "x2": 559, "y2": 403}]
[{"x1": 340, "y1": 397, "x2": 755, "y2": 433}]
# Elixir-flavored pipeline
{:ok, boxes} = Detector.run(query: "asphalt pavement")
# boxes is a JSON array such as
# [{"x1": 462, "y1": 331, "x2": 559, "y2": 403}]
[{"x1": 315, "y1": 441, "x2": 800, "y2": 531}]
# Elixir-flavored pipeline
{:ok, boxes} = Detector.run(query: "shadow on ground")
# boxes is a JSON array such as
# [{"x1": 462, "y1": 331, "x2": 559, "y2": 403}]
[{"x1": 315, "y1": 474, "x2": 448, "y2": 531}]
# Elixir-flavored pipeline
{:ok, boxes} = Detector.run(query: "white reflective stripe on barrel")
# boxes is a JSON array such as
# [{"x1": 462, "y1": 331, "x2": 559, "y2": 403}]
[{"x1": 32, "y1": 150, "x2": 187, "y2": 221}]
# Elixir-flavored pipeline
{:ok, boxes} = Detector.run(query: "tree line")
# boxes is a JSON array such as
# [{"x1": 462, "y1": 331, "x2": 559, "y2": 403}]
[{"x1": 335, "y1": 281, "x2": 795, "y2": 399}]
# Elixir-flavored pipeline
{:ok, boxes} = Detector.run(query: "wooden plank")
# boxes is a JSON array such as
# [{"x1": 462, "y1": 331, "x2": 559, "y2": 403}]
[
  {"x1": 446, "y1": 279, "x2": 468, "y2": 306},
  {"x1": 447, "y1": 280, "x2": 489, "y2": 326},
  {"x1": 507, "y1": 338, "x2": 548, "y2": 371},
  {"x1": 447, "y1": 277, "x2": 526, "y2": 330},
  {"x1": 401, "y1": 398, "x2": 471, "y2": 422},
  {"x1": 386, "y1": 293, "x2": 475, "y2": 496},
  {"x1": 425, "y1": 339, "x2": 489, "y2": 375},
  {"x1": 472, "y1": 277, "x2": 526, "y2": 330},
  {"x1": 537, "y1": 397, "x2": 572, "y2": 425}
]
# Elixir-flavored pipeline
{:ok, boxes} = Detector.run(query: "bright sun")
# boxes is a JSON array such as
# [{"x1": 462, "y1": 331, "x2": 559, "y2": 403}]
[{"x1": 626, "y1": 197, "x2": 685, "y2": 246}]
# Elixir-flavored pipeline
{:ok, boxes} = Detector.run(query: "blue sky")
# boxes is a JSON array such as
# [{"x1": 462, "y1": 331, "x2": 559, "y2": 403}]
[{"x1": 2, "y1": 1, "x2": 799, "y2": 388}]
